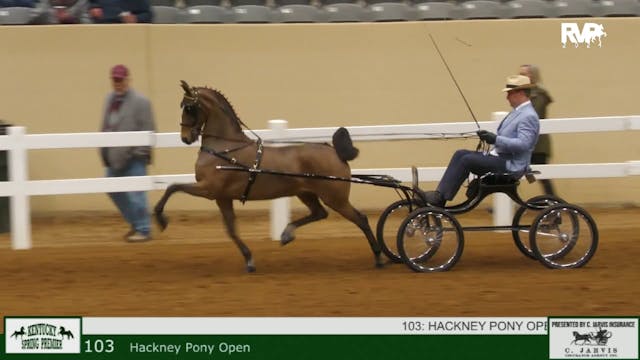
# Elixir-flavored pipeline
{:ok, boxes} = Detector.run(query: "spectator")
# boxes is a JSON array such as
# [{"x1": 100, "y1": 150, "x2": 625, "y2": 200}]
[
  {"x1": 100, "y1": 64, "x2": 156, "y2": 242},
  {"x1": 88, "y1": 0, "x2": 152, "y2": 23},
  {"x1": 423, "y1": 75, "x2": 540, "y2": 208},
  {"x1": 0, "y1": 0, "x2": 37, "y2": 7},
  {"x1": 36, "y1": 0, "x2": 90, "y2": 24},
  {"x1": 519, "y1": 64, "x2": 556, "y2": 196},
  {"x1": 0, "y1": 0, "x2": 44, "y2": 24}
]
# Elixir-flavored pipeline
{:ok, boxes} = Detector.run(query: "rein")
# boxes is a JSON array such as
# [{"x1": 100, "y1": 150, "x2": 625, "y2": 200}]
[
  {"x1": 199, "y1": 141, "x2": 255, "y2": 163},
  {"x1": 182, "y1": 84, "x2": 485, "y2": 204},
  {"x1": 260, "y1": 131, "x2": 479, "y2": 144},
  {"x1": 200, "y1": 92, "x2": 265, "y2": 203}
]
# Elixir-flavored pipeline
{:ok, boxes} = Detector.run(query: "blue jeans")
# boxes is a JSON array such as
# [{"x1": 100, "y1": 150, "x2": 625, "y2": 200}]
[{"x1": 106, "y1": 158, "x2": 150, "y2": 236}]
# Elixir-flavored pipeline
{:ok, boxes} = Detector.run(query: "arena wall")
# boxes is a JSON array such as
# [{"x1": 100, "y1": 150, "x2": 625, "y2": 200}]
[{"x1": 0, "y1": 19, "x2": 638, "y2": 212}]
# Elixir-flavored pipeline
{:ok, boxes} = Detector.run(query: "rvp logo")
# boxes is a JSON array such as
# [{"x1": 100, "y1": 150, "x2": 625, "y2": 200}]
[{"x1": 561, "y1": 23, "x2": 607, "y2": 48}]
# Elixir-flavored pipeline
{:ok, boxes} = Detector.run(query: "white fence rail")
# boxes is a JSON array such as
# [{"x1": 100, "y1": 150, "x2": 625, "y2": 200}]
[{"x1": 1, "y1": 115, "x2": 638, "y2": 250}]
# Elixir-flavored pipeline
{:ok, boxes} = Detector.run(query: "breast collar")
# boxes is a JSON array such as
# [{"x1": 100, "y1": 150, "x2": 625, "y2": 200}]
[{"x1": 200, "y1": 139, "x2": 264, "y2": 203}]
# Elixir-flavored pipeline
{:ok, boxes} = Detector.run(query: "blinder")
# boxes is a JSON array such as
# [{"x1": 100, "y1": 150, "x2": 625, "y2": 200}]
[{"x1": 180, "y1": 87, "x2": 204, "y2": 138}]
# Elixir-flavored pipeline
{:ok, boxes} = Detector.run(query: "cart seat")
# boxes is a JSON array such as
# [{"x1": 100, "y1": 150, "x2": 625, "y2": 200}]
[
  {"x1": 465, "y1": 170, "x2": 540, "y2": 199},
  {"x1": 480, "y1": 170, "x2": 540, "y2": 185}
]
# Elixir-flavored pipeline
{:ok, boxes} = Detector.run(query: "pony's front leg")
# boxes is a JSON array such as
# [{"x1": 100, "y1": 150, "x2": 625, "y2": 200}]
[
  {"x1": 216, "y1": 198, "x2": 255, "y2": 273},
  {"x1": 153, "y1": 182, "x2": 211, "y2": 230}
]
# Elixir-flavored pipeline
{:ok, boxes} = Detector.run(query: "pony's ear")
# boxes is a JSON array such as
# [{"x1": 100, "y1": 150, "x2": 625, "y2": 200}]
[{"x1": 180, "y1": 80, "x2": 192, "y2": 95}]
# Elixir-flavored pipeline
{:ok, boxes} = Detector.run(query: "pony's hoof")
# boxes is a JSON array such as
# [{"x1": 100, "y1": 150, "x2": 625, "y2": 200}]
[
  {"x1": 280, "y1": 233, "x2": 295, "y2": 246},
  {"x1": 154, "y1": 212, "x2": 168, "y2": 231},
  {"x1": 246, "y1": 259, "x2": 256, "y2": 273},
  {"x1": 375, "y1": 255, "x2": 385, "y2": 268}
]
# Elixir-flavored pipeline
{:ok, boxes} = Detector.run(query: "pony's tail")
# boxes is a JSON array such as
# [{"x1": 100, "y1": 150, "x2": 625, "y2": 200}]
[{"x1": 332, "y1": 127, "x2": 359, "y2": 162}]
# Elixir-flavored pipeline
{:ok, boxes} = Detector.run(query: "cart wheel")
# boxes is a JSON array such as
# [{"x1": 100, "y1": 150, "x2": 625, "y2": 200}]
[
  {"x1": 530, "y1": 203, "x2": 598, "y2": 269},
  {"x1": 512, "y1": 195, "x2": 566, "y2": 260},
  {"x1": 396, "y1": 207, "x2": 464, "y2": 272},
  {"x1": 376, "y1": 199, "x2": 421, "y2": 263}
]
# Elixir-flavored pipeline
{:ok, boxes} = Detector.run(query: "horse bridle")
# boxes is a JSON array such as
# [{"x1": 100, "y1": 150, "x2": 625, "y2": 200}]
[{"x1": 180, "y1": 87, "x2": 205, "y2": 139}]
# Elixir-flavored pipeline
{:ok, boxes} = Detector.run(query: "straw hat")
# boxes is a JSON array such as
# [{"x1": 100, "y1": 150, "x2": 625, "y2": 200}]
[{"x1": 501, "y1": 75, "x2": 533, "y2": 92}]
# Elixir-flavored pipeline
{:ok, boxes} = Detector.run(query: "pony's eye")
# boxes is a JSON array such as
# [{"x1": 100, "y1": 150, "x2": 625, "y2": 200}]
[{"x1": 183, "y1": 105, "x2": 197, "y2": 117}]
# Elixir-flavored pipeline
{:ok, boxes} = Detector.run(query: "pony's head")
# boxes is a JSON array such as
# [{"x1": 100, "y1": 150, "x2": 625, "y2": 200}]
[
  {"x1": 179, "y1": 80, "x2": 207, "y2": 144},
  {"x1": 178, "y1": 80, "x2": 246, "y2": 144}
]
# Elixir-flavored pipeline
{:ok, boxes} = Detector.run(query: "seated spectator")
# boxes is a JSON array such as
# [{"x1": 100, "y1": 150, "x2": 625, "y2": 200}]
[
  {"x1": 0, "y1": 0, "x2": 38, "y2": 7},
  {"x1": 0, "y1": 0, "x2": 41, "y2": 24},
  {"x1": 88, "y1": 0, "x2": 152, "y2": 23},
  {"x1": 38, "y1": 0, "x2": 90, "y2": 24}
]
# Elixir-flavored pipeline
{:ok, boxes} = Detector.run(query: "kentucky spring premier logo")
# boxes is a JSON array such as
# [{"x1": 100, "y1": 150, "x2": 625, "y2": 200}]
[
  {"x1": 561, "y1": 22, "x2": 607, "y2": 48},
  {"x1": 5, "y1": 317, "x2": 81, "y2": 354}
]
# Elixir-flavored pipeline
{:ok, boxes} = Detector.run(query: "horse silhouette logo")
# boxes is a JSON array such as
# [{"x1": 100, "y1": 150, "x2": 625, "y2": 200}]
[
  {"x1": 585, "y1": 24, "x2": 607, "y2": 48},
  {"x1": 10, "y1": 326, "x2": 26, "y2": 339},
  {"x1": 571, "y1": 331, "x2": 592, "y2": 345},
  {"x1": 569, "y1": 327, "x2": 614, "y2": 346},
  {"x1": 59, "y1": 326, "x2": 74, "y2": 339},
  {"x1": 561, "y1": 22, "x2": 607, "y2": 48}
]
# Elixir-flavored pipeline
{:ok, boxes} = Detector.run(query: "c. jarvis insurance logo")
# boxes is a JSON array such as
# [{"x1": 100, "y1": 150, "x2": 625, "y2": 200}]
[
  {"x1": 549, "y1": 318, "x2": 638, "y2": 359},
  {"x1": 5, "y1": 317, "x2": 81, "y2": 354}
]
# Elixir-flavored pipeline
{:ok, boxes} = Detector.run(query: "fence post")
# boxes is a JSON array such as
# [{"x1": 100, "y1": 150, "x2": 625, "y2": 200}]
[
  {"x1": 8, "y1": 126, "x2": 31, "y2": 249},
  {"x1": 268, "y1": 119, "x2": 290, "y2": 241},
  {"x1": 490, "y1": 111, "x2": 513, "y2": 226}
]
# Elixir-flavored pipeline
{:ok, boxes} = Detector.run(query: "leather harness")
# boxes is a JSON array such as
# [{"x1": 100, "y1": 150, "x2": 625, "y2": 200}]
[
  {"x1": 181, "y1": 86, "x2": 267, "y2": 203},
  {"x1": 199, "y1": 139, "x2": 264, "y2": 204}
]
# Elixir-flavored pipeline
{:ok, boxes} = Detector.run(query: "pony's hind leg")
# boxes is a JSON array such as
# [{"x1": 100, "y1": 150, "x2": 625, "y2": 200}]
[
  {"x1": 216, "y1": 199, "x2": 255, "y2": 273},
  {"x1": 281, "y1": 192, "x2": 328, "y2": 246},
  {"x1": 153, "y1": 182, "x2": 211, "y2": 230},
  {"x1": 323, "y1": 199, "x2": 383, "y2": 268}
]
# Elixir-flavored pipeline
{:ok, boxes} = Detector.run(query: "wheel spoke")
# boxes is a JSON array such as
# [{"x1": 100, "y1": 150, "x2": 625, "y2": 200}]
[
  {"x1": 530, "y1": 204, "x2": 598, "y2": 269},
  {"x1": 397, "y1": 207, "x2": 464, "y2": 272}
]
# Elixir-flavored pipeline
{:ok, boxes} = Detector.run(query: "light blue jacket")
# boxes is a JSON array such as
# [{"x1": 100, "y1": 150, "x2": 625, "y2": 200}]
[{"x1": 494, "y1": 101, "x2": 540, "y2": 174}]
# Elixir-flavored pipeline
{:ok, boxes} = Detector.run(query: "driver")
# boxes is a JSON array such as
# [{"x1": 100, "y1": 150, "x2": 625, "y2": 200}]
[{"x1": 423, "y1": 74, "x2": 540, "y2": 207}]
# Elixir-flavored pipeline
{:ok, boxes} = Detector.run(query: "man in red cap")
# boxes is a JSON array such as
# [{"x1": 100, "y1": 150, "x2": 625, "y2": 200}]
[{"x1": 100, "y1": 64, "x2": 156, "y2": 242}]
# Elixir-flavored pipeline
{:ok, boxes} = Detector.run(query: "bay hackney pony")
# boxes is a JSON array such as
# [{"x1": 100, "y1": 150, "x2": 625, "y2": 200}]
[{"x1": 153, "y1": 81, "x2": 382, "y2": 272}]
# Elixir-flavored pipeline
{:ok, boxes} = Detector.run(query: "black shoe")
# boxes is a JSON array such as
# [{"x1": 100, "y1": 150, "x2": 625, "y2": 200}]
[{"x1": 423, "y1": 191, "x2": 445, "y2": 207}]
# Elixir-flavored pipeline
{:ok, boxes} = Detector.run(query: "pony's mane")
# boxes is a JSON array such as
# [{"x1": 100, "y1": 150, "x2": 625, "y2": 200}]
[{"x1": 200, "y1": 87, "x2": 243, "y2": 132}]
